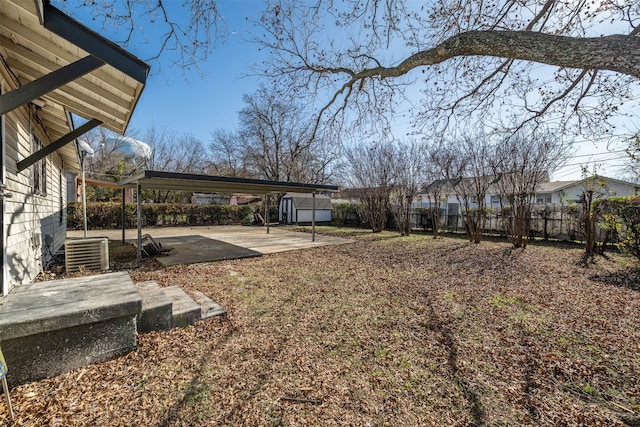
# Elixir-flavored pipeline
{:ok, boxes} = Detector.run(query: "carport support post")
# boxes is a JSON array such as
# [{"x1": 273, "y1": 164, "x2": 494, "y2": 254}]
[
  {"x1": 265, "y1": 194, "x2": 270, "y2": 234},
  {"x1": 137, "y1": 183, "x2": 142, "y2": 260},
  {"x1": 312, "y1": 192, "x2": 316, "y2": 242},
  {"x1": 121, "y1": 188, "x2": 126, "y2": 244}
]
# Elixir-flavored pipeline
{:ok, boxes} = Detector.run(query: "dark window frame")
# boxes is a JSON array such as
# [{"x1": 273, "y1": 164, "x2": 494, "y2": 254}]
[{"x1": 32, "y1": 133, "x2": 47, "y2": 196}]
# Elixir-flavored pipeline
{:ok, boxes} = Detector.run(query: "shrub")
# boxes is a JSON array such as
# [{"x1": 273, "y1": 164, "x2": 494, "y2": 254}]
[
  {"x1": 68, "y1": 202, "x2": 257, "y2": 230},
  {"x1": 596, "y1": 196, "x2": 640, "y2": 260},
  {"x1": 332, "y1": 202, "x2": 365, "y2": 226}
]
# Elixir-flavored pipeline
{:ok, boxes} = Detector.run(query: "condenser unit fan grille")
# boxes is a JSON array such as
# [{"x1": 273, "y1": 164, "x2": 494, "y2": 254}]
[{"x1": 64, "y1": 238, "x2": 109, "y2": 272}]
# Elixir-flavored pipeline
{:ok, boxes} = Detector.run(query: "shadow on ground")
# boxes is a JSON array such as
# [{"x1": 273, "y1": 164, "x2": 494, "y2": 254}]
[{"x1": 152, "y1": 235, "x2": 262, "y2": 267}]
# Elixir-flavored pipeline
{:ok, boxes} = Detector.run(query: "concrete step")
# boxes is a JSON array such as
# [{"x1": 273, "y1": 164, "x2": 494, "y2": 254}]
[
  {"x1": 135, "y1": 281, "x2": 173, "y2": 333},
  {"x1": 0, "y1": 272, "x2": 141, "y2": 387},
  {"x1": 162, "y1": 286, "x2": 202, "y2": 328},
  {"x1": 191, "y1": 290, "x2": 227, "y2": 319}
]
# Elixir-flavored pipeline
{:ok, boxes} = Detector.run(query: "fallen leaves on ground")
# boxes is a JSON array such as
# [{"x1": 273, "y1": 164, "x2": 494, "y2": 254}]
[{"x1": 2, "y1": 231, "x2": 639, "y2": 426}]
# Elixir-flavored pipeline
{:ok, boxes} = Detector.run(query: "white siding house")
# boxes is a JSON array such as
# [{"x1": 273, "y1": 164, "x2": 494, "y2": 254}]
[
  {"x1": 1, "y1": 0, "x2": 148, "y2": 295},
  {"x1": 279, "y1": 193, "x2": 333, "y2": 224},
  {"x1": 1, "y1": 96, "x2": 71, "y2": 289},
  {"x1": 414, "y1": 175, "x2": 639, "y2": 230},
  {"x1": 534, "y1": 176, "x2": 639, "y2": 204},
  {"x1": 418, "y1": 175, "x2": 639, "y2": 210}
]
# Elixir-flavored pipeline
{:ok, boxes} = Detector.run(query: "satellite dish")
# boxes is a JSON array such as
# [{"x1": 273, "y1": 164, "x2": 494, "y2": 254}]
[{"x1": 78, "y1": 140, "x2": 94, "y2": 156}]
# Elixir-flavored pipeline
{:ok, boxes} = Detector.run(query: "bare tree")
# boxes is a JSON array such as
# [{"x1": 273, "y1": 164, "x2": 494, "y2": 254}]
[
  {"x1": 490, "y1": 128, "x2": 570, "y2": 248},
  {"x1": 254, "y1": 1, "x2": 640, "y2": 139},
  {"x1": 72, "y1": 1, "x2": 640, "y2": 137},
  {"x1": 449, "y1": 135, "x2": 495, "y2": 244},
  {"x1": 391, "y1": 140, "x2": 424, "y2": 236},
  {"x1": 60, "y1": 0, "x2": 226, "y2": 72},
  {"x1": 345, "y1": 141, "x2": 397, "y2": 233},
  {"x1": 578, "y1": 168, "x2": 610, "y2": 256},
  {"x1": 143, "y1": 127, "x2": 208, "y2": 202},
  {"x1": 239, "y1": 86, "x2": 340, "y2": 184},
  {"x1": 209, "y1": 129, "x2": 250, "y2": 177},
  {"x1": 424, "y1": 140, "x2": 458, "y2": 238},
  {"x1": 624, "y1": 134, "x2": 640, "y2": 182}
]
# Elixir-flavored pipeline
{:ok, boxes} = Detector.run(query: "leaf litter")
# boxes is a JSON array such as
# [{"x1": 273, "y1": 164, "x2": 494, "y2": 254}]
[{"x1": 1, "y1": 231, "x2": 639, "y2": 426}]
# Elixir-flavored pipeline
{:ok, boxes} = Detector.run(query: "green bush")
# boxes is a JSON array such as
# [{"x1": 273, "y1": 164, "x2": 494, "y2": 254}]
[
  {"x1": 68, "y1": 202, "x2": 255, "y2": 230},
  {"x1": 333, "y1": 202, "x2": 364, "y2": 226},
  {"x1": 595, "y1": 196, "x2": 640, "y2": 260}
]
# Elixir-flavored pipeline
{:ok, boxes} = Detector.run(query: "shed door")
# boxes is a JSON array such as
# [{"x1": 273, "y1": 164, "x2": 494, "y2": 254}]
[{"x1": 281, "y1": 198, "x2": 293, "y2": 224}]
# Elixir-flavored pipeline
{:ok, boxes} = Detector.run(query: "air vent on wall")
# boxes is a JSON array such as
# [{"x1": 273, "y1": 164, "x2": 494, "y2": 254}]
[{"x1": 64, "y1": 238, "x2": 109, "y2": 273}]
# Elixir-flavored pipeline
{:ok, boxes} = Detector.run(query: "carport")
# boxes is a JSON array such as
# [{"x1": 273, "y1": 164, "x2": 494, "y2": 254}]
[{"x1": 118, "y1": 170, "x2": 339, "y2": 259}]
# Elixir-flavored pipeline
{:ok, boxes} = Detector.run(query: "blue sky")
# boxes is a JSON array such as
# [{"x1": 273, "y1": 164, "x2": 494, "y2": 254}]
[
  {"x1": 59, "y1": 0, "x2": 637, "y2": 182},
  {"x1": 59, "y1": 0, "x2": 270, "y2": 144},
  {"x1": 124, "y1": 1, "x2": 268, "y2": 143}
]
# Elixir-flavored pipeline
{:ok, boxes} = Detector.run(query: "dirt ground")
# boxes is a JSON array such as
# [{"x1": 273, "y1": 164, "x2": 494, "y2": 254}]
[{"x1": 2, "y1": 229, "x2": 639, "y2": 426}]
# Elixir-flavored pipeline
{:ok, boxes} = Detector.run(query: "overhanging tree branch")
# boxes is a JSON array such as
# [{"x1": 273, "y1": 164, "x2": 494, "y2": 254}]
[{"x1": 347, "y1": 31, "x2": 640, "y2": 83}]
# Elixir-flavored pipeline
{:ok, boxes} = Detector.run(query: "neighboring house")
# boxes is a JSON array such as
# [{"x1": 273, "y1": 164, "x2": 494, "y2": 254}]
[
  {"x1": 279, "y1": 192, "x2": 332, "y2": 224},
  {"x1": 191, "y1": 193, "x2": 231, "y2": 205},
  {"x1": 534, "y1": 175, "x2": 639, "y2": 205},
  {"x1": 415, "y1": 175, "x2": 639, "y2": 221},
  {"x1": 1, "y1": 0, "x2": 148, "y2": 295}
]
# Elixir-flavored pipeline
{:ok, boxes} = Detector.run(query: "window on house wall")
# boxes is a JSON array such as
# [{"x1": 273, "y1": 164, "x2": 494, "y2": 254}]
[
  {"x1": 536, "y1": 196, "x2": 552, "y2": 204},
  {"x1": 490, "y1": 196, "x2": 509, "y2": 206},
  {"x1": 32, "y1": 134, "x2": 47, "y2": 195}
]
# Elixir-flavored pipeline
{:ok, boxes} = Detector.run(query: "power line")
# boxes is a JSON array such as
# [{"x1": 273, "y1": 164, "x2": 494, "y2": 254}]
[
  {"x1": 566, "y1": 149, "x2": 627, "y2": 159},
  {"x1": 553, "y1": 156, "x2": 632, "y2": 179},
  {"x1": 559, "y1": 154, "x2": 629, "y2": 168}
]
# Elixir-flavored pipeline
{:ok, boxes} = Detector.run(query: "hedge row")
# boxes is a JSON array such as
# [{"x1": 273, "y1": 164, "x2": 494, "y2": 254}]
[
  {"x1": 68, "y1": 202, "x2": 256, "y2": 229},
  {"x1": 332, "y1": 202, "x2": 365, "y2": 226}
]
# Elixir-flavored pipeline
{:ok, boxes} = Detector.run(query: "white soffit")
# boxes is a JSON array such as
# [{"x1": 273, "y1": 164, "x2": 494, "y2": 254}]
[{"x1": 0, "y1": 0, "x2": 149, "y2": 171}]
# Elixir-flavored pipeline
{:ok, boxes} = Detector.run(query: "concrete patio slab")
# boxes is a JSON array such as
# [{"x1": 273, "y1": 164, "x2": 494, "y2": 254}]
[{"x1": 68, "y1": 225, "x2": 354, "y2": 266}]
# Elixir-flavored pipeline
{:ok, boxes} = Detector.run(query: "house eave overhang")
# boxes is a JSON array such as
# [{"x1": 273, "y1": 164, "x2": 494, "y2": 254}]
[
  {"x1": 0, "y1": 0, "x2": 149, "y2": 171},
  {"x1": 42, "y1": 4, "x2": 148, "y2": 84}
]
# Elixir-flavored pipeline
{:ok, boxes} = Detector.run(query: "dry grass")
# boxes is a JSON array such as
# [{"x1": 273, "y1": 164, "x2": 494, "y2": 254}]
[{"x1": 2, "y1": 228, "x2": 639, "y2": 426}]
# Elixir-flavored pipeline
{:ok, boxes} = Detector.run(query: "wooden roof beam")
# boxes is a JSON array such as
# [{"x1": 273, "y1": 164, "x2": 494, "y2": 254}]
[
  {"x1": 0, "y1": 55, "x2": 103, "y2": 115},
  {"x1": 17, "y1": 118, "x2": 101, "y2": 172}
]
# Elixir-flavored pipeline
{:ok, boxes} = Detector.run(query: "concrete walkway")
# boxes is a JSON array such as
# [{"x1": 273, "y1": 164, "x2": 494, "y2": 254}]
[{"x1": 67, "y1": 225, "x2": 354, "y2": 266}]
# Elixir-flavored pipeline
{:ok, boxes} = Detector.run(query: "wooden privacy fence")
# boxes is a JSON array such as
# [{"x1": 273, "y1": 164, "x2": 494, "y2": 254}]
[{"x1": 411, "y1": 203, "x2": 609, "y2": 242}]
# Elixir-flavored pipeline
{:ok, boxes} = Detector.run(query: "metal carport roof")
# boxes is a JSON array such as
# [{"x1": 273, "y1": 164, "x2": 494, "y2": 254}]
[{"x1": 119, "y1": 170, "x2": 339, "y2": 194}]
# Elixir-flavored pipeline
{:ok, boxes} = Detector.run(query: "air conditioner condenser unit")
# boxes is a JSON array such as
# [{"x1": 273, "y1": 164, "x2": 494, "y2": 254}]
[{"x1": 64, "y1": 238, "x2": 109, "y2": 273}]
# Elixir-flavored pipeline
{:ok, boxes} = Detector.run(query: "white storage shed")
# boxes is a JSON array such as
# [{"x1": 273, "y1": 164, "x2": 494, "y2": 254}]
[{"x1": 279, "y1": 193, "x2": 333, "y2": 224}]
